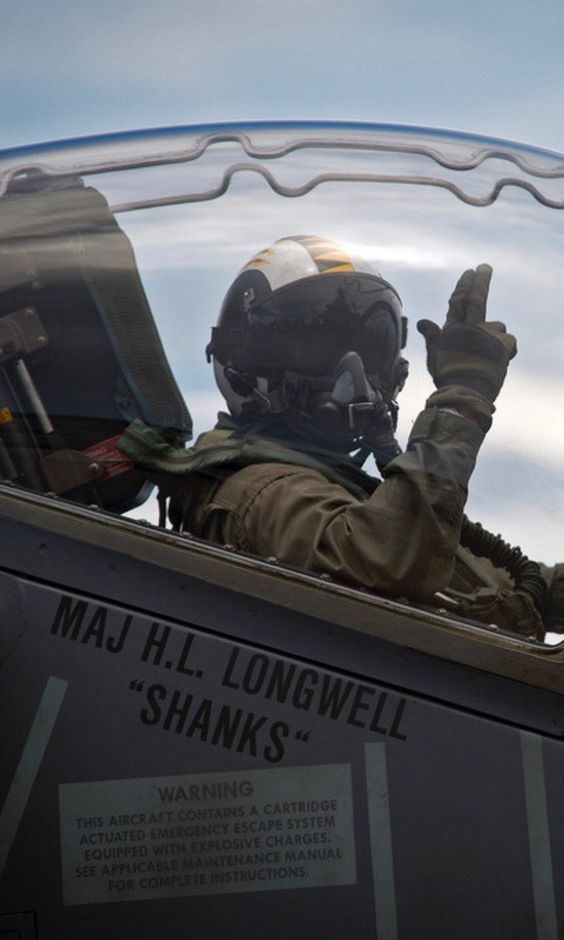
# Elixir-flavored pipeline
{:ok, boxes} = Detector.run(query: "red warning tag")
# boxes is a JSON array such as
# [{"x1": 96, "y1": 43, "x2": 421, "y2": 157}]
[{"x1": 81, "y1": 435, "x2": 134, "y2": 479}]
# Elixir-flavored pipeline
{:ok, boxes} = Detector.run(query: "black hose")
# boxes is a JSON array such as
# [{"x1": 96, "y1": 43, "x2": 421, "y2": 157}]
[
  {"x1": 367, "y1": 419, "x2": 548, "y2": 620},
  {"x1": 460, "y1": 516, "x2": 547, "y2": 617}
]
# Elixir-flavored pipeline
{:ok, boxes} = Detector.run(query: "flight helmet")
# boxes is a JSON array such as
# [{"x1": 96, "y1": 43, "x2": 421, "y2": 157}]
[{"x1": 206, "y1": 235, "x2": 408, "y2": 453}]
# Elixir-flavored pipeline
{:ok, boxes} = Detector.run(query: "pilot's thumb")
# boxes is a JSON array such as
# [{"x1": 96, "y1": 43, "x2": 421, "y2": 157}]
[{"x1": 416, "y1": 319, "x2": 441, "y2": 347}]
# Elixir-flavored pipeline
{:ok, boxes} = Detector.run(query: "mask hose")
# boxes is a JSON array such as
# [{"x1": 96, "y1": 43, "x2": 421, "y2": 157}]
[
  {"x1": 459, "y1": 518, "x2": 547, "y2": 618},
  {"x1": 360, "y1": 403, "x2": 402, "y2": 473}
]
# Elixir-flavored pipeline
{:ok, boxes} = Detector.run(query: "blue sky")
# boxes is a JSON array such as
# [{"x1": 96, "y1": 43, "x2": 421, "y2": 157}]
[{"x1": 2, "y1": 0, "x2": 564, "y2": 153}]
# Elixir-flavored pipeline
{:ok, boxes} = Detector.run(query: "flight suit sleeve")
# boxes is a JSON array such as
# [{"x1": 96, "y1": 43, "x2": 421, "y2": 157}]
[{"x1": 203, "y1": 400, "x2": 485, "y2": 601}]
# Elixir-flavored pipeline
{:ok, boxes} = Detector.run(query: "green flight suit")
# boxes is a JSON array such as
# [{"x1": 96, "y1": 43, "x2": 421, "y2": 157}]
[{"x1": 120, "y1": 387, "x2": 554, "y2": 639}]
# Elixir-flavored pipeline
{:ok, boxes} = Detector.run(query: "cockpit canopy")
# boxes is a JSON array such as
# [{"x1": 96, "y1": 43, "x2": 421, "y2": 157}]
[{"x1": 0, "y1": 121, "x2": 563, "y2": 562}]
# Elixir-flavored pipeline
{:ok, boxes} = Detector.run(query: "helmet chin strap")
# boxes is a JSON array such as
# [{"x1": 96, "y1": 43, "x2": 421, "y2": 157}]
[{"x1": 311, "y1": 351, "x2": 402, "y2": 472}]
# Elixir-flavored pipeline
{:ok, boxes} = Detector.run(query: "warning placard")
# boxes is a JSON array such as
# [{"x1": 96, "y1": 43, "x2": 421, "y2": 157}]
[{"x1": 59, "y1": 763, "x2": 356, "y2": 905}]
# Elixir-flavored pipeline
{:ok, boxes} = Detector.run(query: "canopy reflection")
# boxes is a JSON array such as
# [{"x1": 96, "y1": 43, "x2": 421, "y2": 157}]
[{"x1": 1, "y1": 121, "x2": 563, "y2": 615}]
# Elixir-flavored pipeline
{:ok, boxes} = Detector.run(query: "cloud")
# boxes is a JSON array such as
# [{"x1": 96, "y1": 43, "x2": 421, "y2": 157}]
[{"x1": 2, "y1": 0, "x2": 564, "y2": 152}]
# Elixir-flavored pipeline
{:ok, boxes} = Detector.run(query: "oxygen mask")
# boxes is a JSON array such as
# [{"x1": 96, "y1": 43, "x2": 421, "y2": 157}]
[{"x1": 309, "y1": 351, "x2": 401, "y2": 467}]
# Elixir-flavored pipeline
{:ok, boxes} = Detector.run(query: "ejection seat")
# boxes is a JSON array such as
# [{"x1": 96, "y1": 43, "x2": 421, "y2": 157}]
[{"x1": 0, "y1": 174, "x2": 191, "y2": 512}]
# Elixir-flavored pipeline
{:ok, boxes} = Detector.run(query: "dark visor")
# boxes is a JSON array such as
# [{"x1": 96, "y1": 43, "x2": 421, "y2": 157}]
[{"x1": 209, "y1": 274, "x2": 402, "y2": 378}]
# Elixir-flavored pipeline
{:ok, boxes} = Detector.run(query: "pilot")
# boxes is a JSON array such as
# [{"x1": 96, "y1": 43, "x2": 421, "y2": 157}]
[{"x1": 121, "y1": 235, "x2": 561, "y2": 638}]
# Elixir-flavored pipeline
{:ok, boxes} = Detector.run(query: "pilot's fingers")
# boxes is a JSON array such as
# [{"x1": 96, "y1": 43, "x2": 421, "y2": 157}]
[
  {"x1": 416, "y1": 318, "x2": 441, "y2": 346},
  {"x1": 484, "y1": 321, "x2": 517, "y2": 360},
  {"x1": 465, "y1": 263, "x2": 493, "y2": 324},
  {"x1": 506, "y1": 333, "x2": 518, "y2": 360},
  {"x1": 446, "y1": 269, "x2": 475, "y2": 322}
]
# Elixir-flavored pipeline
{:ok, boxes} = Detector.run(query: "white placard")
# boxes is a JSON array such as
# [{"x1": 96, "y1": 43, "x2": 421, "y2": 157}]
[{"x1": 59, "y1": 763, "x2": 356, "y2": 905}]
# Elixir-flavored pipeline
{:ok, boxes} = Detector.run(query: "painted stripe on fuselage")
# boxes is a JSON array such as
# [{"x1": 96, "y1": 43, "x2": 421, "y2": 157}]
[
  {"x1": 365, "y1": 742, "x2": 399, "y2": 940},
  {"x1": 0, "y1": 675, "x2": 68, "y2": 877},
  {"x1": 521, "y1": 731, "x2": 558, "y2": 940}
]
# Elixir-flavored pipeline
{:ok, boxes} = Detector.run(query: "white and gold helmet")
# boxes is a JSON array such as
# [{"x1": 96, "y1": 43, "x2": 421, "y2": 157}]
[{"x1": 207, "y1": 235, "x2": 408, "y2": 448}]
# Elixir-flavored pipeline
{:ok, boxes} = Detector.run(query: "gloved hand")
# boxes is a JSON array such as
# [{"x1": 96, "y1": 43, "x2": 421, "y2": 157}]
[{"x1": 417, "y1": 264, "x2": 517, "y2": 403}]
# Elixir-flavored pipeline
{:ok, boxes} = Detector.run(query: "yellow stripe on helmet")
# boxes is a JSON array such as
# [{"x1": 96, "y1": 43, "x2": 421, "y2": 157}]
[{"x1": 294, "y1": 237, "x2": 355, "y2": 274}]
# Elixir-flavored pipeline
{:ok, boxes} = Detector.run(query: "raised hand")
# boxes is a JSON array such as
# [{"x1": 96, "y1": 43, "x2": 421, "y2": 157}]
[{"x1": 417, "y1": 264, "x2": 517, "y2": 403}]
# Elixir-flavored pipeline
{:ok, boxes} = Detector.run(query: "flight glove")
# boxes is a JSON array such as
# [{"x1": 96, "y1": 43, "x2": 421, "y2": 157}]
[{"x1": 417, "y1": 264, "x2": 517, "y2": 404}]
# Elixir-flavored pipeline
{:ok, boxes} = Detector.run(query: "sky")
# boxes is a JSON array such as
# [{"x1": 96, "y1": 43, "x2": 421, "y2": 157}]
[{"x1": 2, "y1": 0, "x2": 564, "y2": 155}]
